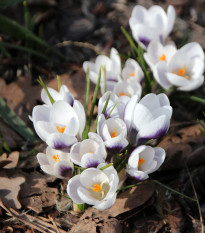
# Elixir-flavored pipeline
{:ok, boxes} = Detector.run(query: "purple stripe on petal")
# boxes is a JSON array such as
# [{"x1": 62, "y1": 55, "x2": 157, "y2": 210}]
[
  {"x1": 106, "y1": 143, "x2": 125, "y2": 154},
  {"x1": 53, "y1": 141, "x2": 70, "y2": 150},
  {"x1": 69, "y1": 96, "x2": 74, "y2": 107},
  {"x1": 138, "y1": 36, "x2": 150, "y2": 48},
  {"x1": 106, "y1": 78, "x2": 118, "y2": 82},
  {"x1": 59, "y1": 165, "x2": 73, "y2": 178},
  {"x1": 85, "y1": 160, "x2": 99, "y2": 168}
]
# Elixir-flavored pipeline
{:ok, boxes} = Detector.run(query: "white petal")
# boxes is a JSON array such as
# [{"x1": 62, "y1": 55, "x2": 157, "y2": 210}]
[
  {"x1": 46, "y1": 133, "x2": 77, "y2": 150},
  {"x1": 54, "y1": 161, "x2": 73, "y2": 178},
  {"x1": 166, "y1": 5, "x2": 176, "y2": 37},
  {"x1": 81, "y1": 153, "x2": 104, "y2": 168},
  {"x1": 41, "y1": 87, "x2": 61, "y2": 105},
  {"x1": 153, "y1": 61, "x2": 172, "y2": 90},
  {"x1": 94, "y1": 193, "x2": 117, "y2": 210},
  {"x1": 177, "y1": 75, "x2": 204, "y2": 91},
  {"x1": 77, "y1": 186, "x2": 100, "y2": 206},
  {"x1": 37, "y1": 152, "x2": 49, "y2": 166},
  {"x1": 67, "y1": 175, "x2": 84, "y2": 204}
]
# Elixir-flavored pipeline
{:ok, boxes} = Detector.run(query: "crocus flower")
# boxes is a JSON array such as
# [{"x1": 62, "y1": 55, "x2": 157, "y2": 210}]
[
  {"x1": 113, "y1": 80, "x2": 142, "y2": 105},
  {"x1": 121, "y1": 58, "x2": 144, "y2": 82},
  {"x1": 153, "y1": 42, "x2": 205, "y2": 91},
  {"x1": 83, "y1": 48, "x2": 121, "y2": 92},
  {"x1": 124, "y1": 93, "x2": 172, "y2": 146},
  {"x1": 70, "y1": 133, "x2": 107, "y2": 168},
  {"x1": 126, "y1": 145, "x2": 166, "y2": 180},
  {"x1": 41, "y1": 85, "x2": 74, "y2": 106},
  {"x1": 97, "y1": 114, "x2": 128, "y2": 153},
  {"x1": 67, "y1": 164, "x2": 119, "y2": 210},
  {"x1": 98, "y1": 91, "x2": 126, "y2": 119},
  {"x1": 37, "y1": 146, "x2": 73, "y2": 179},
  {"x1": 32, "y1": 100, "x2": 82, "y2": 150},
  {"x1": 144, "y1": 40, "x2": 177, "y2": 71},
  {"x1": 129, "y1": 5, "x2": 176, "y2": 49}
]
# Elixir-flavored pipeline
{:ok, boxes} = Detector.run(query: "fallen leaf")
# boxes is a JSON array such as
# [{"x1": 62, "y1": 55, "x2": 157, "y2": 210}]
[
  {"x1": 0, "y1": 170, "x2": 25, "y2": 209},
  {"x1": 19, "y1": 171, "x2": 58, "y2": 213},
  {"x1": 0, "y1": 151, "x2": 19, "y2": 169}
]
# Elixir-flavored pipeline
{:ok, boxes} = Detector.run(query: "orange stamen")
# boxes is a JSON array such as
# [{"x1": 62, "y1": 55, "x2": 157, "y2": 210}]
[
  {"x1": 130, "y1": 72, "x2": 135, "y2": 77},
  {"x1": 92, "y1": 184, "x2": 102, "y2": 192},
  {"x1": 138, "y1": 157, "x2": 145, "y2": 167},
  {"x1": 179, "y1": 67, "x2": 185, "y2": 76},
  {"x1": 111, "y1": 129, "x2": 117, "y2": 138},
  {"x1": 53, "y1": 154, "x2": 60, "y2": 162},
  {"x1": 159, "y1": 54, "x2": 166, "y2": 61},
  {"x1": 56, "y1": 126, "x2": 66, "y2": 133},
  {"x1": 119, "y1": 92, "x2": 128, "y2": 96}
]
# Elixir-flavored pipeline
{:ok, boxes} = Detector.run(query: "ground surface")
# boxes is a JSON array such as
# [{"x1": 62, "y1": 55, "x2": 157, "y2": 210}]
[{"x1": 0, "y1": 0, "x2": 205, "y2": 232}]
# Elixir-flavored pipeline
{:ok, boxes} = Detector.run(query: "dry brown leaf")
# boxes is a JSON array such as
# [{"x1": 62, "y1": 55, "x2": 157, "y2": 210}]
[
  {"x1": 0, "y1": 170, "x2": 25, "y2": 209},
  {"x1": 19, "y1": 171, "x2": 58, "y2": 213},
  {"x1": 159, "y1": 124, "x2": 205, "y2": 170},
  {"x1": 0, "y1": 151, "x2": 19, "y2": 169}
]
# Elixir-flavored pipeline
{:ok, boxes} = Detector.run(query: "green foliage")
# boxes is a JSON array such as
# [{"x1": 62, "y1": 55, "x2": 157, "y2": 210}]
[{"x1": 0, "y1": 97, "x2": 38, "y2": 144}]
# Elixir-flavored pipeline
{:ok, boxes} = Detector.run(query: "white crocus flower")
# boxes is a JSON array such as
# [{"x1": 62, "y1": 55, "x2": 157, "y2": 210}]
[
  {"x1": 67, "y1": 164, "x2": 119, "y2": 210},
  {"x1": 97, "y1": 114, "x2": 128, "y2": 154},
  {"x1": 153, "y1": 42, "x2": 205, "y2": 91},
  {"x1": 124, "y1": 93, "x2": 172, "y2": 146},
  {"x1": 70, "y1": 133, "x2": 107, "y2": 168},
  {"x1": 41, "y1": 85, "x2": 86, "y2": 138},
  {"x1": 144, "y1": 40, "x2": 177, "y2": 71},
  {"x1": 122, "y1": 58, "x2": 144, "y2": 82},
  {"x1": 32, "y1": 100, "x2": 82, "y2": 150},
  {"x1": 98, "y1": 91, "x2": 126, "y2": 119},
  {"x1": 37, "y1": 146, "x2": 73, "y2": 179},
  {"x1": 113, "y1": 80, "x2": 142, "y2": 105},
  {"x1": 126, "y1": 145, "x2": 166, "y2": 180},
  {"x1": 83, "y1": 48, "x2": 121, "y2": 92},
  {"x1": 41, "y1": 85, "x2": 74, "y2": 106},
  {"x1": 129, "y1": 5, "x2": 176, "y2": 49}
]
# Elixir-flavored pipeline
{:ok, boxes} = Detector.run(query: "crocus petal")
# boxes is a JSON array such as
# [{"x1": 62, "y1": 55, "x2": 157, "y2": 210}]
[
  {"x1": 81, "y1": 153, "x2": 104, "y2": 168},
  {"x1": 127, "y1": 169, "x2": 149, "y2": 180},
  {"x1": 177, "y1": 76, "x2": 204, "y2": 91},
  {"x1": 41, "y1": 88, "x2": 61, "y2": 105},
  {"x1": 166, "y1": 5, "x2": 176, "y2": 37},
  {"x1": 151, "y1": 147, "x2": 166, "y2": 172},
  {"x1": 54, "y1": 161, "x2": 73, "y2": 178},
  {"x1": 77, "y1": 186, "x2": 100, "y2": 206},
  {"x1": 94, "y1": 193, "x2": 117, "y2": 210},
  {"x1": 153, "y1": 61, "x2": 172, "y2": 90},
  {"x1": 67, "y1": 175, "x2": 84, "y2": 204},
  {"x1": 47, "y1": 133, "x2": 77, "y2": 150},
  {"x1": 137, "y1": 115, "x2": 170, "y2": 142},
  {"x1": 37, "y1": 153, "x2": 49, "y2": 166}
]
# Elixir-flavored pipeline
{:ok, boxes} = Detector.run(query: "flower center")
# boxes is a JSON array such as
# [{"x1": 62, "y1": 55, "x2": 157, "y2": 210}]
[
  {"x1": 111, "y1": 129, "x2": 117, "y2": 138},
  {"x1": 173, "y1": 66, "x2": 189, "y2": 79},
  {"x1": 119, "y1": 92, "x2": 129, "y2": 96},
  {"x1": 130, "y1": 72, "x2": 135, "y2": 77},
  {"x1": 56, "y1": 126, "x2": 66, "y2": 133},
  {"x1": 92, "y1": 184, "x2": 102, "y2": 192},
  {"x1": 159, "y1": 54, "x2": 166, "y2": 61},
  {"x1": 53, "y1": 154, "x2": 60, "y2": 162},
  {"x1": 138, "y1": 157, "x2": 145, "y2": 167}
]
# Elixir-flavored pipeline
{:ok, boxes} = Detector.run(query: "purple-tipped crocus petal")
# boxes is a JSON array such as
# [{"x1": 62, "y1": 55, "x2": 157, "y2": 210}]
[
  {"x1": 81, "y1": 153, "x2": 103, "y2": 168},
  {"x1": 137, "y1": 115, "x2": 170, "y2": 142},
  {"x1": 67, "y1": 175, "x2": 84, "y2": 204},
  {"x1": 54, "y1": 161, "x2": 73, "y2": 178},
  {"x1": 47, "y1": 133, "x2": 77, "y2": 150}
]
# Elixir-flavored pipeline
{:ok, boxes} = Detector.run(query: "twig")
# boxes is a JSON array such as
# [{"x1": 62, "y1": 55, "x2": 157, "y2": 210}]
[
  {"x1": 48, "y1": 215, "x2": 60, "y2": 233},
  {"x1": 184, "y1": 162, "x2": 204, "y2": 233}
]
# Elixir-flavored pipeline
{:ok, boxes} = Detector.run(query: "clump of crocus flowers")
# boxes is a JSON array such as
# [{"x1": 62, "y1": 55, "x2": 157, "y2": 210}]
[{"x1": 31, "y1": 3, "x2": 204, "y2": 211}]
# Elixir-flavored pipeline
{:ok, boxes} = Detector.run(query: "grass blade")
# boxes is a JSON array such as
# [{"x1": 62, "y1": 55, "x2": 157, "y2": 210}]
[
  {"x1": 84, "y1": 68, "x2": 90, "y2": 116},
  {"x1": 0, "y1": 41, "x2": 50, "y2": 61},
  {"x1": 0, "y1": 97, "x2": 38, "y2": 144},
  {"x1": 0, "y1": 14, "x2": 66, "y2": 60}
]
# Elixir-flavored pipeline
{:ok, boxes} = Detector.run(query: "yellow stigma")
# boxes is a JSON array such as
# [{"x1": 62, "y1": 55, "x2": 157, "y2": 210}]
[
  {"x1": 159, "y1": 54, "x2": 166, "y2": 61},
  {"x1": 138, "y1": 157, "x2": 145, "y2": 167},
  {"x1": 56, "y1": 126, "x2": 66, "y2": 133},
  {"x1": 92, "y1": 184, "x2": 102, "y2": 192},
  {"x1": 53, "y1": 154, "x2": 60, "y2": 162},
  {"x1": 130, "y1": 72, "x2": 135, "y2": 77},
  {"x1": 111, "y1": 129, "x2": 117, "y2": 138}
]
